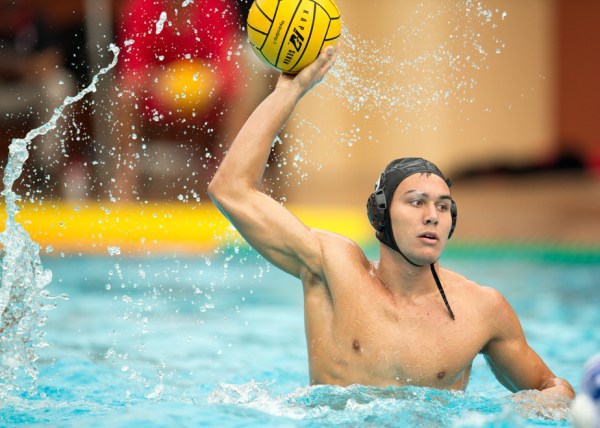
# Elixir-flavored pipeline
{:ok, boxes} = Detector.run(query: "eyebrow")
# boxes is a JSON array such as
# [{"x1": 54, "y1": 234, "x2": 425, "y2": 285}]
[{"x1": 403, "y1": 190, "x2": 452, "y2": 200}]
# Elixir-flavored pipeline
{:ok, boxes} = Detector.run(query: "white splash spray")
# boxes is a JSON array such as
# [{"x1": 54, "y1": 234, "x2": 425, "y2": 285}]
[{"x1": 0, "y1": 44, "x2": 120, "y2": 394}]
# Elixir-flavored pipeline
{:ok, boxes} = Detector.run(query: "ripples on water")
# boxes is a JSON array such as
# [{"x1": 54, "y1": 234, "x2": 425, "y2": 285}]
[
  {"x1": 1, "y1": 377, "x2": 571, "y2": 426},
  {"x1": 1, "y1": 254, "x2": 587, "y2": 426}
]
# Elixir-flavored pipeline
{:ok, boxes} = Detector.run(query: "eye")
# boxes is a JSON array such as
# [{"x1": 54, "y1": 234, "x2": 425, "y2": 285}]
[
  {"x1": 410, "y1": 199, "x2": 423, "y2": 207},
  {"x1": 437, "y1": 203, "x2": 450, "y2": 212}
]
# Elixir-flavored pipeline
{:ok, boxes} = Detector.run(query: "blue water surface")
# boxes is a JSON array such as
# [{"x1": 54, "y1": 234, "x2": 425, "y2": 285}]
[{"x1": 1, "y1": 247, "x2": 598, "y2": 427}]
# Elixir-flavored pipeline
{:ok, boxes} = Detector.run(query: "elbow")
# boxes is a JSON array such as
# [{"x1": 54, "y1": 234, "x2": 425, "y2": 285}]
[
  {"x1": 207, "y1": 165, "x2": 229, "y2": 197},
  {"x1": 207, "y1": 174, "x2": 228, "y2": 206},
  {"x1": 206, "y1": 175, "x2": 219, "y2": 201},
  {"x1": 207, "y1": 171, "x2": 248, "y2": 207}
]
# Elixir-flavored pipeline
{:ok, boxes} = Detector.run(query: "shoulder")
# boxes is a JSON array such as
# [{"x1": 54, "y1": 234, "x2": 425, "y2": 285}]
[
  {"x1": 312, "y1": 228, "x2": 365, "y2": 250},
  {"x1": 443, "y1": 268, "x2": 525, "y2": 345},
  {"x1": 300, "y1": 228, "x2": 370, "y2": 284},
  {"x1": 313, "y1": 228, "x2": 370, "y2": 264},
  {"x1": 440, "y1": 268, "x2": 507, "y2": 306},
  {"x1": 440, "y1": 267, "x2": 519, "y2": 326}
]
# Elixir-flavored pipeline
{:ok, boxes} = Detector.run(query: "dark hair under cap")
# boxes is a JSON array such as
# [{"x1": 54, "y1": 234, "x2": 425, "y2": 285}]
[{"x1": 366, "y1": 157, "x2": 457, "y2": 320}]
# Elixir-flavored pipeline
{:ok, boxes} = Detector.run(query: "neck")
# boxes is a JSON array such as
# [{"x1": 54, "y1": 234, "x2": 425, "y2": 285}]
[
  {"x1": 377, "y1": 243, "x2": 456, "y2": 320},
  {"x1": 377, "y1": 244, "x2": 436, "y2": 296}
]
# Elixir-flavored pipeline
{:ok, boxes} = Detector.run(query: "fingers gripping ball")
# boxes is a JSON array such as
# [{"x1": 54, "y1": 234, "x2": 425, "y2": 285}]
[{"x1": 247, "y1": 0, "x2": 341, "y2": 74}]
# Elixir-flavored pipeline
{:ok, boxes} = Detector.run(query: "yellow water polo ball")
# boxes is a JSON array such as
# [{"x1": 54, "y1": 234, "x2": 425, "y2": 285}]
[{"x1": 247, "y1": 0, "x2": 341, "y2": 74}]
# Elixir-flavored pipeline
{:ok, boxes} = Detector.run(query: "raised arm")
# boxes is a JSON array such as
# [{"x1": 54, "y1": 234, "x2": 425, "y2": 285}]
[
  {"x1": 207, "y1": 47, "x2": 337, "y2": 279},
  {"x1": 482, "y1": 289, "x2": 575, "y2": 399}
]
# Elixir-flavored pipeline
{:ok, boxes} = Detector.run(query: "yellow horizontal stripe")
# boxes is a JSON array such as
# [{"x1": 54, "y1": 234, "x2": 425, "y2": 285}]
[{"x1": 0, "y1": 203, "x2": 372, "y2": 256}]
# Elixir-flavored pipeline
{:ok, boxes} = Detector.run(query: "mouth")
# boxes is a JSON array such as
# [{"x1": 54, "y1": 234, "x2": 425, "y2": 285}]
[{"x1": 418, "y1": 232, "x2": 439, "y2": 243}]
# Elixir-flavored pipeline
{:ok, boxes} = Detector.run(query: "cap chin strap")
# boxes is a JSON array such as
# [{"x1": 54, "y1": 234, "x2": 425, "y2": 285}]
[
  {"x1": 383, "y1": 233, "x2": 456, "y2": 321},
  {"x1": 430, "y1": 264, "x2": 456, "y2": 321}
]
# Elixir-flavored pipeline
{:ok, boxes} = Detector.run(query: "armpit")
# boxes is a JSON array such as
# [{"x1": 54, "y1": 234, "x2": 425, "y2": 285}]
[{"x1": 301, "y1": 267, "x2": 333, "y2": 305}]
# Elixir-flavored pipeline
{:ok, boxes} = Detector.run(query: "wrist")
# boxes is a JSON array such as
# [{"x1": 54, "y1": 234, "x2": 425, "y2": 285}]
[{"x1": 271, "y1": 83, "x2": 304, "y2": 107}]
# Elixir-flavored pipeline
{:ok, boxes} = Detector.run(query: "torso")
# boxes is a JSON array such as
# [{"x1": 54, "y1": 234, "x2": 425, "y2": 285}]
[{"x1": 301, "y1": 232, "x2": 494, "y2": 390}]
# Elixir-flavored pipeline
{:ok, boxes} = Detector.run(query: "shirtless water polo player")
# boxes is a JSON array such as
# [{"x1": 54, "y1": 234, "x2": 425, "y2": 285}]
[{"x1": 207, "y1": 47, "x2": 574, "y2": 398}]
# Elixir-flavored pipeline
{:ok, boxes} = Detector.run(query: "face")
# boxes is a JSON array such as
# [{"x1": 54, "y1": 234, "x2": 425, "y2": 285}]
[{"x1": 388, "y1": 173, "x2": 453, "y2": 265}]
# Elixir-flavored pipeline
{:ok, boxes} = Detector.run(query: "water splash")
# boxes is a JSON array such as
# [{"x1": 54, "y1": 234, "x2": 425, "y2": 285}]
[
  {"x1": 265, "y1": 1, "x2": 508, "y2": 188},
  {"x1": 0, "y1": 44, "x2": 120, "y2": 394},
  {"x1": 325, "y1": 1, "x2": 507, "y2": 121},
  {"x1": 207, "y1": 381, "x2": 570, "y2": 425}
]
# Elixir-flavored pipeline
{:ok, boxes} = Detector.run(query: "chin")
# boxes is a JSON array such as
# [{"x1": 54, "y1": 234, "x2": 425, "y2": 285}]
[
  {"x1": 412, "y1": 249, "x2": 442, "y2": 265},
  {"x1": 416, "y1": 257, "x2": 439, "y2": 266}
]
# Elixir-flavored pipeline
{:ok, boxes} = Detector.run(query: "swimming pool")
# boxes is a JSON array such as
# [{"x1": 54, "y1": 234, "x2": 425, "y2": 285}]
[{"x1": 0, "y1": 246, "x2": 597, "y2": 427}]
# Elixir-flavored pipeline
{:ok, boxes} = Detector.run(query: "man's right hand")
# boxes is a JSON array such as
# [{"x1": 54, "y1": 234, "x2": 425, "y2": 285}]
[{"x1": 275, "y1": 45, "x2": 338, "y2": 101}]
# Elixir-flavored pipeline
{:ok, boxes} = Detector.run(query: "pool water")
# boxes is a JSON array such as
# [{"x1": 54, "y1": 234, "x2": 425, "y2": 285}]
[{"x1": 0, "y1": 247, "x2": 597, "y2": 427}]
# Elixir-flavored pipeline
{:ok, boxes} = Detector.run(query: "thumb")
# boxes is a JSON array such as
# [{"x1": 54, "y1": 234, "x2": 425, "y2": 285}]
[
  {"x1": 318, "y1": 45, "x2": 337, "y2": 69},
  {"x1": 302, "y1": 45, "x2": 337, "y2": 79}
]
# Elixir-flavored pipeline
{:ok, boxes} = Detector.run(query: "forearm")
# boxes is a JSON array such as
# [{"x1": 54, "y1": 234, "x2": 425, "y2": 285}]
[
  {"x1": 209, "y1": 46, "x2": 336, "y2": 199},
  {"x1": 210, "y1": 84, "x2": 303, "y2": 193}
]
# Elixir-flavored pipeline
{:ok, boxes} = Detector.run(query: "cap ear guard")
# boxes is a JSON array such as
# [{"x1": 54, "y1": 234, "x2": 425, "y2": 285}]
[
  {"x1": 367, "y1": 172, "x2": 388, "y2": 232},
  {"x1": 448, "y1": 200, "x2": 457, "y2": 239},
  {"x1": 367, "y1": 188, "x2": 387, "y2": 232}
]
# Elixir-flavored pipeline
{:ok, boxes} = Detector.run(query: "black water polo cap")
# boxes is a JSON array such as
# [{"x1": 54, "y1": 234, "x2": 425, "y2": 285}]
[{"x1": 366, "y1": 157, "x2": 457, "y2": 254}]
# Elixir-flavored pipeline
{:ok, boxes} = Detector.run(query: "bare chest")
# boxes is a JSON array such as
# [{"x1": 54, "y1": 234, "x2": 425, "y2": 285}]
[{"x1": 305, "y1": 294, "x2": 486, "y2": 388}]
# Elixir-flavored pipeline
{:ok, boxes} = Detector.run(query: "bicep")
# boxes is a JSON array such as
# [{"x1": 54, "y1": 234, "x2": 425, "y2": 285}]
[
  {"x1": 211, "y1": 189, "x2": 323, "y2": 279},
  {"x1": 482, "y1": 290, "x2": 555, "y2": 392}
]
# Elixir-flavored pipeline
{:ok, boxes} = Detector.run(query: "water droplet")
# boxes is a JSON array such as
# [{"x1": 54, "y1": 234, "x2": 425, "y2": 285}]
[{"x1": 155, "y1": 11, "x2": 168, "y2": 35}]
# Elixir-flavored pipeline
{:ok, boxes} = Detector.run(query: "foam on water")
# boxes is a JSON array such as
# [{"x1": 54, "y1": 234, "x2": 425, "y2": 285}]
[{"x1": 207, "y1": 381, "x2": 571, "y2": 425}]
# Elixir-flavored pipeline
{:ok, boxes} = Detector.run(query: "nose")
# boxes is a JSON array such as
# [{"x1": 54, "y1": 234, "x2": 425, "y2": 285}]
[{"x1": 424, "y1": 204, "x2": 439, "y2": 225}]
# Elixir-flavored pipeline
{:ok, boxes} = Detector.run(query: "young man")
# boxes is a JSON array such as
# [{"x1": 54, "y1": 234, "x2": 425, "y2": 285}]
[{"x1": 207, "y1": 47, "x2": 574, "y2": 398}]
